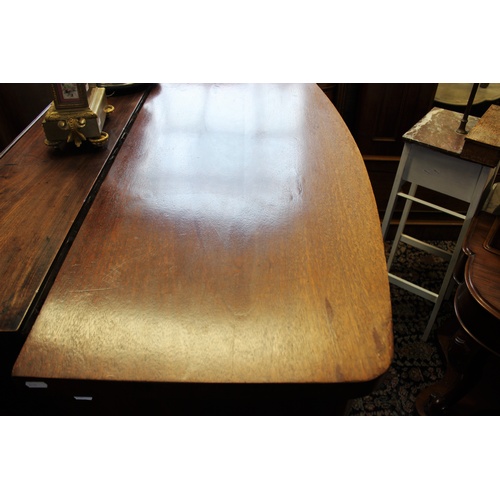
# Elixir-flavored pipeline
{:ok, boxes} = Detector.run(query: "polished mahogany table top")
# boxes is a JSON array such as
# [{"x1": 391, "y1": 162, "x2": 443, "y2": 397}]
[
  {"x1": 0, "y1": 90, "x2": 147, "y2": 333},
  {"x1": 463, "y1": 211, "x2": 500, "y2": 321},
  {"x1": 13, "y1": 84, "x2": 393, "y2": 385}
]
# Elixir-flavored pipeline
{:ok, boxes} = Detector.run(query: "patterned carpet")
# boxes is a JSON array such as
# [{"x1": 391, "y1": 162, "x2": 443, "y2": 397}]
[{"x1": 348, "y1": 240, "x2": 456, "y2": 416}]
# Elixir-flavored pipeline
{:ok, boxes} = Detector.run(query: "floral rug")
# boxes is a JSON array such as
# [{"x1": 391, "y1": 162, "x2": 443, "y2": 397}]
[{"x1": 349, "y1": 240, "x2": 456, "y2": 416}]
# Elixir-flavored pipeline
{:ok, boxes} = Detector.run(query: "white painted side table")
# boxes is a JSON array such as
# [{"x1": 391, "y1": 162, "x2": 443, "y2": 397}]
[{"x1": 381, "y1": 107, "x2": 500, "y2": 340}]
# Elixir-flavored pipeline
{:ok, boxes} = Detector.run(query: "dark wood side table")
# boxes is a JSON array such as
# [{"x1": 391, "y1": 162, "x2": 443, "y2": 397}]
[
  {"x1": 416, "y1": 211, "x2": 500, "y2": 415},
  {"x1": 12, "y1": 84, "x2": 393, "y2": 415}
]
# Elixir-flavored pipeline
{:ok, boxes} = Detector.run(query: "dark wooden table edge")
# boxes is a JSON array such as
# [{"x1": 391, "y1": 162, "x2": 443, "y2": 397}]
[
  {"x1": 8, "y1": 374, "x2": 388, "y2": 416},
  {"x1": 1, "y1": 85, "x2": 152, "y2": 339}
]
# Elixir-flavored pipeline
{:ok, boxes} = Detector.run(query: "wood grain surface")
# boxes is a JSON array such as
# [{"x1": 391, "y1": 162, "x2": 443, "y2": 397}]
[
  {"x1": 13, "y1": 84, "x2": 393, "y2": 384},
  {"x1": 463, "y1": 212, "x2": 500, "y2": 320},
  {"x1": 0, "y1": 89, "x2": 148, "y2": 332},
  {"x1": 461, "y1": 104, "x2": 500, "y2": 167},
  {"x1": 465, "y1": 105, "x2": 500, "y2": 149}
]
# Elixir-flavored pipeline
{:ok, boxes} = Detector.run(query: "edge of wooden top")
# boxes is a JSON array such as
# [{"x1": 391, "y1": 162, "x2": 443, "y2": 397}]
[
  {"x1": 461, "y1": 105, "x2": 500, "y2": 167},
  {"x1": 12, "y1": 84, "x2": 393, "y2": 384},
  {"x1": 0, "y1": 85, "x2": 152, "y2": 334}
]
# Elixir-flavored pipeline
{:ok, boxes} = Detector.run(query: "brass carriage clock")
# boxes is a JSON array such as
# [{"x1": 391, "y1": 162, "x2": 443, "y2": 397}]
[{"x1": 42, "y1": 83, "x2": 114, "y2": 148}]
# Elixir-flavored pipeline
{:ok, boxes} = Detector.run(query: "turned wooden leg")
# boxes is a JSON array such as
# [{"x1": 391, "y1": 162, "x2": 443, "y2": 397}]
[{"x1": 422, "y1": 325, "x2": 487, "y2": 415}]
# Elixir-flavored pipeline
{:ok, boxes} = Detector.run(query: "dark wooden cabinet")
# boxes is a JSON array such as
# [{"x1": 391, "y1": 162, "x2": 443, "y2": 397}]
[
  {"x1": 0, "y1": 84, "x2": 53, "y2": 152},
  {"x1": 352, "y1": 83, "x2": 438, "y2": 158}
]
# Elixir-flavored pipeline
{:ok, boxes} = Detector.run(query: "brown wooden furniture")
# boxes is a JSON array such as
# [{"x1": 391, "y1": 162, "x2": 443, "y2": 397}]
[
  {"x1": 416, "y1": 211, "x2": 500, "y2": 415},
  {"x1": 352, "y1": 84, "x2": 439, "y2": 158},
  {"x1": 0, "y1": 89, "x2": 148, "y2": 335},
  {"x1": 0, "y1": 87, "x2": 149, "y2": 390},
  {"x1": 11, "y1": 84, "x2": 393, "y2": 415},
  {"x1": 323, "y1": 84, "x2": 440, "y2": 230}
]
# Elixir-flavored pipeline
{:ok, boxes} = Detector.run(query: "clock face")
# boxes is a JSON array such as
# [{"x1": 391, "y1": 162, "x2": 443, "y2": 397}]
[
  {"x1": 61, "y1": 83, "x2": 79, "y2": 100},
  {"x1": 53, "y1": 83, "x2": 89, "y2": 109}
]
